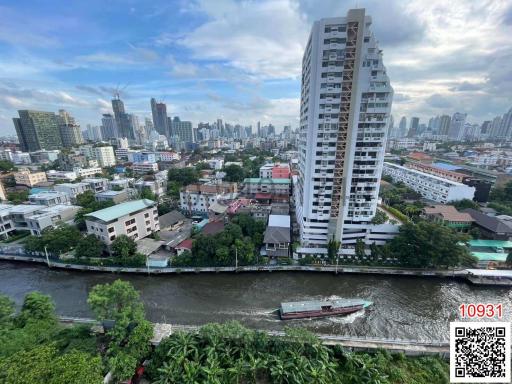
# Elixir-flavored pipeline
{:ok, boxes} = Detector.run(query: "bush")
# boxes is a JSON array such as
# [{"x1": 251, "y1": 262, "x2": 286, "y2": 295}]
[{"x1": 381, "y1": 204, "x2": 409, "y2": 223}]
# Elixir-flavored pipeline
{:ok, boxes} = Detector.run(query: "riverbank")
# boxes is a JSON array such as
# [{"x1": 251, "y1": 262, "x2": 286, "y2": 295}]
[{"x1": 2, "y1": 253, "x2": 512, "y2": 286}]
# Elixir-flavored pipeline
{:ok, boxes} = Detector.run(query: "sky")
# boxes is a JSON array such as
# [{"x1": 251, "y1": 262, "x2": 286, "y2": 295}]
[{"x1": 0, "y1": 0, "x2": 511, "y2": 135}]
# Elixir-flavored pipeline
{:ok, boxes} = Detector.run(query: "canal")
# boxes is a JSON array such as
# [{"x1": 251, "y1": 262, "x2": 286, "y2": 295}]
[{"x1": 1, "y1": 261, "x2": 510, "y2": 341}]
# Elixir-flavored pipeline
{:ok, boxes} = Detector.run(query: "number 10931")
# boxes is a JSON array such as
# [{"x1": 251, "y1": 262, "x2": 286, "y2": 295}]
[{"x1": 459, "y1": 303, "x2": 503, "y2": 319}]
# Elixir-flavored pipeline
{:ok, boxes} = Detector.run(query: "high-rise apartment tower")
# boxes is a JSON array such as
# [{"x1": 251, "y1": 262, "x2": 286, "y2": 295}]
[{"x1": 295, "y1": 9, "x2": 393, "y2": 253}]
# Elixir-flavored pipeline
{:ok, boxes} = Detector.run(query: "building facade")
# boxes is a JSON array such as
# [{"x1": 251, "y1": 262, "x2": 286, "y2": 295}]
[
  {"x1": 13, "y1": 110, "x2": 62, "y2": 152},
  {"x1": 85, "y1": 199, "x2": 159, "y2": 245},
  {"x1": 14, "y1": 170, "x2": 47, "y2": 187},
  {"x1": 383, "y1": 162, "x2": 475, "y2": 203},
  {"x1": 295, "y1": 9, "x2": 393, "y2": 251}
]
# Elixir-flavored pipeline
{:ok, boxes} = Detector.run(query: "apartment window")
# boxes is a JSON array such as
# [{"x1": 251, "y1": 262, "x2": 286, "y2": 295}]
[
  {"x1": 144, "y1": 213, "x2": 149, "y2": 218},
  {"x1": 110, "y1": 235, "x2": 116, "y2": 241},
  {"x1": 125, "y1": 218, "x2": 135, "y2": 226},
  {"x1": 108, "y1": 227, "x2": 114, "y2": 233}
]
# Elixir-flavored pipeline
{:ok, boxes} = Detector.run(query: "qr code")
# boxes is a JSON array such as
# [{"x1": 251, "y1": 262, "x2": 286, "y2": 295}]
[{"x1": 450, "y1": 322, "x2": 511, "y2": 383}]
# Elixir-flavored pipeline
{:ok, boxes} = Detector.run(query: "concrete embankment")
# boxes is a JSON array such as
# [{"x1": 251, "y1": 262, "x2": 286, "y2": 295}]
[
  {"x1": 0, "y1": 253, "x2": 465, "y2": 277},
  {"x1": 58, "y1": 316, "x2": 449, "y2": 358}
]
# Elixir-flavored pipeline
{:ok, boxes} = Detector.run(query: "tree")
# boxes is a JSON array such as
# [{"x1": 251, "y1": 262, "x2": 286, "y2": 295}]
[
  {"x1": 387, "y1": 221, "x2": 476, "y2": 268},
  {"x1": 0, "y1": 344, "x2": 103, "y2": 384},
  {"x1": 223, "y1": 164, "x2": 246, "y2": 182},
  {"x1": 7, "y1": 190, "x2": 29, "y2": 204},
  {"x1": 371, "y1": 210, "x2": 388, "y2": 224},
  {"x1": 355, "y1": 239, "x2": 366, "y2": 259},
  {"x1": 167, "y1": 167, "x2": 199, "y2": 186},
  {"x1": 140, "y1": 186, "x2": 156, "y2": 200},
  {"x1": 452, "y1": 199, "x2": 480, "y2": 211},
  {"x1": 87, "y1": 279, "x2": 145, "y2": 322},
  {"x1": 0, "y1": 160, "x2": 15, "y2": 172},
  {"x1": 17, "y1": 292, "x2": 56, "y2": 326},
  {"x1": 0, "y1": 294, "x2": 15, "y2": 324},
  {"x1": 111, "y1": 235, "x2": 137, "y2": 261},
  {"x1": 327, "y1": 237, "x2": 340, "y2": 263},
  {"x1": 75, "y1": 235, "x2": 103, "y2": 259},
  {"x1": 507, "y1": 252, "x2": 512, "y2": 266}
]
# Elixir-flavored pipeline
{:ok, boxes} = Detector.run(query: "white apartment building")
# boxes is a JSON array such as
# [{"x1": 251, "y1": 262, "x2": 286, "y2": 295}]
[
  {"x1": 132, "y1": 162, "x2": 159, "y2": 174},
  {"x1": 14, "y1": 170, "x2": 47, "y2": 187},
  {"x1": 259, "y1": 163, "x2": 274, "y2": 178},
  {"x1": 295, "y1": 9, "x2": 394, "y2": 253},
  {"x1": 74, "y1": 167, "x2": 102, "y2": 178},
  {"x1": 28, "y1": 191, "x2": 70, "y2": 206},
  {"x1": 383, "y1": 162, "x2": 475, "y2": 203},
  {"x1": 0, "y1": 203, "x2": 80, "y2": 237},
  {"x1": 82, "y1": 178, "x2": 109, "y2": 192},
  {"x1": 180, "y1": 182, "x2": 238, "y2": 214},
  {"x1": 80, "y1": 145, "x2": 116, "y2": 167},
  {"x1": 54, "y1": 182, "x2": 91, "y2": 201},
  {"x1": 46, "y1": 170, "x2": 78, "y2": 182},
  {"x1": 85, "y1": 199, "x2": 159, "y2": 245}
]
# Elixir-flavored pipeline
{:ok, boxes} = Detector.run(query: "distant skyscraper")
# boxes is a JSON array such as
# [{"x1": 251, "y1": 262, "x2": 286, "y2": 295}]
[
  {"x1": 169, "y1": 117, "x2": 193, "y2": 145},
  {"x1": 448, "y1": 112, "x2": 467, "y2": 141},
  {"x1": 407, "y1": 117, "x2": 419, "y2": 138},
  {"x1": 438, "y1": 115, "x2": 451, "y2": 136},
  {"x1": 112, "y1": 96, "x2": 134, "y2": 140},
  {"x1": 86, "y1": 124, "x2": 103, "y2": 142},
  {"x1": 57, "y1": 109, "x2": 83, "y2": 147},
  {"x1": 13, "y1": 110, "x2": 62, "y2": 151},
  {"x1": 144, "y1": 117, "x2": 154, "y2": 135},
  {"x1": 398, "y1": 116, "x2": 407, "y2": 138},
  {"x1": 387, "y1": 115, "x2": 394, "y2": 138},
  {"x1": 295, "y1": 8, "x2": 393, "y2": 251},
  {"x1": 150, "y1": 98, "x2": 169, "y2": 137},
  {"x1": 101, "y1": 113, "x2": 118, "y2": 139}
]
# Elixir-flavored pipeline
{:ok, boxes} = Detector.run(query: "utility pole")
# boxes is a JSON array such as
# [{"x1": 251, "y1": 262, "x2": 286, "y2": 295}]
[
  {"x1": 44, "y1": 246, "x2": 50, "y2": 267},
  {"x1": 235, "y1": 247, "x2": 238, "y2": 270}
]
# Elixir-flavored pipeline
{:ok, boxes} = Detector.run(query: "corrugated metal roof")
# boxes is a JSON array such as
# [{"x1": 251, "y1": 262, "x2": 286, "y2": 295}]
[
  {"x1": 471, "y1": 252, "x2": 507, "y2": 262},
  {"x1": 85, "y1": 199, "x2": 155, "y2": 222},
  {"x1": 469, "y1": 239, "x2": 512, "y2": 248},
  {"x1": 281, "y1": 299, "x2": 371, "y2": 314},
  {"x1": 243, "y1": 178, "x2": 290, "y2": 184}
]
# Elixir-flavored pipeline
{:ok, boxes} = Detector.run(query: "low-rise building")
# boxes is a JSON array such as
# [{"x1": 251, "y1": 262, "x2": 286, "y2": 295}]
[
  {"x1": 14, "y1": 170, "x2": 47, "y2": 187},
  {"x1": 82, "y1": 178, "x2": 109, "y2": 192},
  {"x1": 383, "y1": 162, "x2": 475, "y2": 203},
  {"x1": 263, "y1": 214, "x2": 291, "y2": 258},
  {"x1": 85, "y1": 199, "x2": 159, "y2": 245},
  {"x1": 0, "y1": 203, "x2": 79, "y2": 237},
  {"x1": 29, "y1": 191, "x2": 70, "y2": 206},
  {"x1": 133, "y1": 162, "x2": 159, "y2": 174},
  {"x1": 242, "y1": 178, "x2": 291, "y2": 196},
  {"x1": 464, "y1": 208, "x2": 512, "y2": 240},
  {"x1": 54, "y1": 182, "x2": 92, "y2": 201},
  {"x1": 422, "y1": 205, "x2": 474, "y2": 231},
  {"x1": 46, "y1": 170, "x2": 77, "y2": 182},
  {"x1": 74, "y1": 167, "x2": 102, "y2": 178},
  {"x1": 95, "y1": 190, "x2": 128, "y2": 204},
  {"x1": 180, "y1": 182, "x2": 238, "y2": 214}
]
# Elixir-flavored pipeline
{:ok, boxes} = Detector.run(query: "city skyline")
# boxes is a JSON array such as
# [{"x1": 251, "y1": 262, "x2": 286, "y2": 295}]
[{"x1": 0, "y1": 0, "x2": 511, "y2": 134}]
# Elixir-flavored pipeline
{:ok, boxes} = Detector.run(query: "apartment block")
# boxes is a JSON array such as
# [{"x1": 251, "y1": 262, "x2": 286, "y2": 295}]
[
  {"x1": 14, "y1": 170, "x2": 47, "y2": 187},
  {"x1": 0, "y1": 203, "x2": 79, "y2": 237},
  {"x1": 383, "y1": 162, "x2": 475, "y2": 203},
  {"x1": 132, "y1": 162, "x2": 159, "y2": 174},
  {"x1": 85, "y1": 199, "x2": 159, "y2": 245},
  {"x1": 54, "y1": 182, "x2": 92, "y2": 201},
  {"x1": 295, "y1": 9, "x2": 394, "y2": 252},
  {"x1": 29, "y1": 191, "x2": 70, "y2": 206},
  {"x1": 180, "y1": 182, "x2": 238, "y2": 214},
  {"x1": 243, "y1": 178, "x2": 291, "y2": 196}
]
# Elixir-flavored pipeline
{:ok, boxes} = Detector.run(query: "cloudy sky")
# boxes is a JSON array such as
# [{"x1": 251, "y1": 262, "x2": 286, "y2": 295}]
[{"x1": 0, "y1": 0, "x2": 511, "y2": 135}]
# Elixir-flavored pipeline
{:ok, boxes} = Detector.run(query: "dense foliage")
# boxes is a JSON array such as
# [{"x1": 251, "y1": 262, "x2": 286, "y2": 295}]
[
  {"x1": 370, "y1": 210, "x2": 388, "y2": 224},
  {"x1": 110, "y1": 235, "x2": 146, "y2": 267},
  {"x1": 380, "y1": 182, "x2": 424, "y2": 221},
  {"x1": 488, "y1": 181, "x2": 512, "y2": 215},
  {"x1": 385, "y1": 222, "x2": 476, "y2": 268},
  {"x1": 451, "y1": 199, "x2": 480, "y2": 211},
  {"x1": 0, "y1": 160, "x2": 16, "y2": 172},
  {"x1": 7, "y1": 190, "x2": 29, "y2": 204},
  {"x1": 223, "y1": 164, "x2": 246, "y2": 182},
  {"x1": 172, "y1": 214, "x2": 265, "y2": 267},
  {"x1": 167, "y1": 167, "x2": 200, "y2": 199},
  {"x1": 74, "y1": 190, "x2": 115, "y2": 230},
  {"x1": 24, "y1": 224, "x2": 81, "y2": 255},
  {"x1": 0, "y1": 292, "x2": 103, "y2": 384},
  {"x1": 147, "y1": 321, "x2": 449, "y2": 384},
  {"x1": 88, "y1": 280, "x2": 153, "y2": 382}
]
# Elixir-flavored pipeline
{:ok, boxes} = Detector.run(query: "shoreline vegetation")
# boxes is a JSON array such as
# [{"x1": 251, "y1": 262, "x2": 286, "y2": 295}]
[{"x1": 0, "y1": 279, "x2": 450, "y2": 384}]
